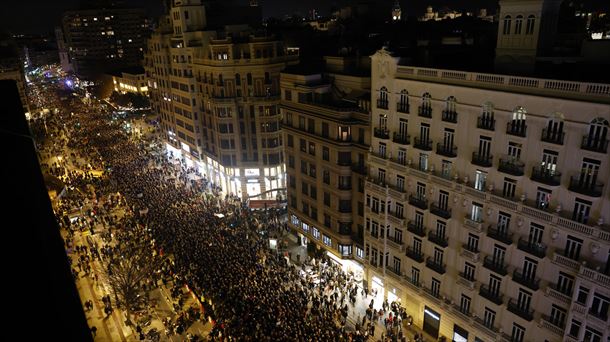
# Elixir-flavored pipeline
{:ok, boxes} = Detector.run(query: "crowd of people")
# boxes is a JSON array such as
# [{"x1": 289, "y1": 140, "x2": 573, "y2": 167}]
[{"x1": 31, "y1": 80, "x2": 420, "y2": 341}]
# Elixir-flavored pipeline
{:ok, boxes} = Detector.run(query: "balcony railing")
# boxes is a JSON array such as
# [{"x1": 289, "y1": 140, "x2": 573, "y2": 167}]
[
  {"x1": 472, "y1": 152, "x2": 493, "y2": 167},
  {"x1": 418, "y1": 105, "x2": 432, "y2": 118},
  {"x1": 530, "y1": 166, "x2": 561, "y2": 186},
  {"x1": 407, "y1": 221, "x2": 427, "y2": 237},
  {"x1": 428, "y1": 231, "x2": 448, "y2": 248},
  {"x1": 377, "y1": 99, "x2": 389, "y2": 109},
  {"x1": 374, "y1": 127, "x2": 390, "y2": 139},
  {"x1": 539, "y1": 315, "x2": 565, "y2": 337},
  {"x1": 461, "y1": 244, "x2": 480, "y2": 262},
  {"x1": 487, "y1": 225, "x2": 513, "y2": 245},
  {"x1": 541, "y1": 128, "x2": 565, "y2": 145},
  {"x1": 568, "y1": 175, "x2": 604, "y2": 197},
  {"x1": 397, "y1": 102, "x2": 410, "y2": 113},
  {"x1": 408, "y1": 194, "x2": 428, "y2": 210},
  {"x1": 436, "y1": 143, "x2": 457, "y2": 157},
  {"x1": 430, "y1": 203, "x2": 452, "y2": 219},
  {"x1": 507, "y1": 299, "x2": 534, "y2": 321},
  {"x1": 458, "y1": 272, "x2": 476, "y2": 289},
  {"x1": 512, "y1": 269, "x2": 540, "y2": 291},
  {"x1": 393, "y1": 132, "x2": 411, "y2": 145},
  {"x1": 581, "y1": 135, "x2": 609, "y2": 153},
  {"x1": 477, "y1": 116, "x2": 495, "y2": 131},
  {"x1": 426, "y1": 257, "x2": 446, "y2": 274},
  {"x1": 413, "y1": 137, "x2": 433, "y2": 151},
  {"x1": 506, "y1": 122, "x2": 527, "y2": 137},
  {"x1": 498, "y1": 157, "x2": 525, "y2": 176},
  {"x1": 479, "y1": 284, "x2": 503, "y2": 305},
  {"x1": 517, "y1": 237, "x2": 547, "y2": 258},
  {"x1": 442, "y1": 110, "x2": 458, "y2": 123},
  {"x1": 405, "y1": 247, "x2": 424, "y2": 263},
  {"x1": 483, "y1": 256, "x2": 508, "y2": 276}
]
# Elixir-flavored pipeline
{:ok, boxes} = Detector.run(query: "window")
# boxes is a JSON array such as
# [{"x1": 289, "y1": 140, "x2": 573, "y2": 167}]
[
  {"x1": 300, "y1": 138, "x2": 306, "y2": 152},
  {"x1": 324, "y1": 192, "x2": 330, "y2": 207},
  {"x1": 460, "y1": 294, "x2": 471, "y2": 314},
  {"x1": 576, "y1": 286, "x2": 589, "y2": 304},
  {"x1": 590, "y1": 293, "x2": 610, "y2": 320},
  {"x1": 564, "y1": 235, "x2": 583, "y2": 261},
  {"x1": 484, "y1": 307, "x2": 496, "y2": 328},
  {"x1": 467, "y1": 234, "x2": 479, "y2": 252},
  {"x1": 431, "y1": 278, "x2": 441, "y2": 298},
  {"x1": 503, "y1": 177, "x2": 516, "y2": 198},
  {"x1": 573, "y1": 198, "x2": 592, "y2": 224},
  {"x1": 549, "y1": 305, "x2": 567, "y2": 328},
  {"x1": 323, "y1": 170, "x2": 330, "y2": 184},
  {"x1": 463, "y1": 262, "x2": 475, "y2": 281},
  {"x1": 322, "y1": 146, "x2": 329, "y2": 161},
  {"x1": 526, "y1": 15, "x2": 535, "y2": 35},
  {"x1": 514, "y1": 15, "x2": 523, "y2": 34},
  {"x1": 511, "y1": 323, "x2": 525, "y2": 342},
  {"x1": 312, "y1": 227, "x2": 320, "y2": 239},
  {"x1": 288, "y1": 155, "x2": 294, "y2": 168},
  {"x1": 583, "y1": 326, "x2": 602, "y2": 342},
  {"x1": 503, "y1": 15, "x2": 512, "y2": 35},
  {"x1": 322, "y1": 122, "x2": 329, "y2": 138},
  {"x1": 323, "y1": 235, "x2": 332, "y2": 246},
  {"x1": 568, "y1": 319, "x2": 581, "y2": 338},
  {"x1": 308, "y1": 142, "x2": 315, "y2": 156},
  {"x1": 556, "y1": 272, "x2": 574, "y2": 296},
  {"x1": 287, "y1": 134, "x2": 293, "y2": 147},
  {"x1": 536, "y1": 187, "x2": 551, "y2": 210},
  {"x1": 356, "y1": 247, "x2": 364, "y2": 259},
  {"x1": 470, "y1": 202, "x2": 483, "y2": 222},
  {"x1": 411, "y1": 267, "x2": 420, "y2": 285}
]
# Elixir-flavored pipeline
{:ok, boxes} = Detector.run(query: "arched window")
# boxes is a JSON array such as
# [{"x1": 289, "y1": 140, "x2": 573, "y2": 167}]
[
  {"x1": 419, "y1": 92, "x2": 432, "y2": 117},
  {"x1": 515, "y1": 15, "x2": 523, "y2": 34},
  {"x1": 478, "y1": 102, "x2": 495, "y2": 130},
  {"x1": 503, "y1": 15, "x2": 512, "y2": 35},
  {"x1": 443, "y1": 96, "x2": 457, "y2": 122},
  {"x1": 446, "y1": 96, "x2": 457, "y2": 112},
  {"x1": 583, "y1": 118, "x2": 609, "y2": 152},
  {"x1": 526, "y1": 15, "x2": 536, "y2": 35},
  {"x1": 378, "y1": 87, "x2": 388, "y2": 108},
  {"x1": 507, "y1": 106, "x2": 527, "y2": 136},
  {"x1": 398, "y1": 89, "x2": 409, "y2": 112},
  {"x1": 543, "y1": 112, "x2": 565, "y2": 145}
]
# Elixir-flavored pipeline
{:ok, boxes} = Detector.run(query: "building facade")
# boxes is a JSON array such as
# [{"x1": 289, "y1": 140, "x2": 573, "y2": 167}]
[
  {"x1": 110, "y1": 66, "x2": 147, "y2": 94},
  {"x1": 282, "y1": 56, "x2": 371, "y2": 279},
  {"x1": 365, "y1": 48, "x2": 610, "y2": 342},
  {"x1": 60, "y1": 7, "x2": 148, "y2": 79},
  {"x1": 144, "y1": 0, "x2": 298, "y2": 198}
]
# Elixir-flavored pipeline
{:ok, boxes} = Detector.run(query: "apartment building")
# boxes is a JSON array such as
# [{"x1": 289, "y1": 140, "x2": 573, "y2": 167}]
[
  {"x1": 144, "y1": 0, "x2": 298, "y2": 198},
  {"x1": 365, "y1": 47, "x2": 610, "y2": 342},
  {"x1": 282, "y1": 56, "x2": 371, "y2": 279}
]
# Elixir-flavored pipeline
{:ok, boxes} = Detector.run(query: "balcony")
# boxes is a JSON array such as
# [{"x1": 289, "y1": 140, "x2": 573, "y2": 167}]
[
  {"x1": 517, "y1": 237, "x2": 547, "y2": 258},
  {"x1": 386, "y1": 235, "x2": 404, "y2": 248},
  {"x1": 541, "y1": 128, "x2": 565, "y2": 145},
  {"x1": 457, "y1": 272, "x2": 476, "y2": 289},
  {"x1": 397, "y1": 102, "x2": 410, "y2": 113},
  {"x1": 377, "y1": 99, "x2": 389, "y2": 109},
  {"x1": 539, "y1": 315, "x2": 565, "y2": 337},
  {"x1": 374, "y1": 127, "x2": 390, "y2": 139},
  {"x1": 405, "y1": 247, "x2": 424, "y2": 263},
  {"x1": 479, "y1": 284, "x2": 503, "y2": 305},
  {"x1": 407, "y1": 221, "x2": 427, "y2": 237},
  {"x1": 552, "y1": 252, "x2": 581, "y2": 272},
  {"x1": 418, "y1": 105, "x2": 432, "y2": 118},
  {"x1": 392, "y1": 132, "x2": 410, "y2": 145},
  {"x1": 568, "y1": 175, "x2": 604, "y2": 197},
  {"x1": 544, "y1": 284, "x2": 572, "y2": 305},
  {"x1": 386, "y1": 266, "x2": 402, "y2": 279},
  {"x1": 436, "y1": 143, "x2": 457, "y2": 158},
  {"x1": 413, "y1": 137, "x2": 433, "y2": 151},
  {"x1": 581, "y1": 135, "x2": 608, "y2": 153},
  {"x1": 426, "y1": 257, "x2": 446, "y2": 274},
  {"x1": 408, "y1": 194, "x2": 428, "y2": 210},
  {"x1": 507, "y1": 299, "x2": 534, "y2": 321},
  {"x1": 530, "y1": 166, "x2": 561, "y2": 186},
  {"x1": 461, "y1": 244, "x2": 480, "y2": 262},
  {"x1": 506, "y1": 122, "x2": 527, "y2": 137},
  {"x1": 487, "y1": 226, "x2": 513, "y2": 245},
  {"x1": 483, "y1": 256, "x2": 508, "y2": 276},
  {"x1": 442, "y1": 110, "x2": 458, "y2": 123},
  {"x1": 477, "y1": 116, "x2": 495, "y2": 131},
  {"x1": 471, "y1": 152, "x2": 493, "y2": 167},
  {"x1": 498, "y1": 157, "x2": 525, "y2": 176},
  {"x1": 464, "y1": 216, "x2": 484, "y2": 233},
  {"x1": 512, "y1": 269, "x2": 540, "y2": 291},
  {"x1": 430, "y1": 203, "x2": 451, "y2": 219},
  {"x1": 428, "y1": 231, "x2": 448, "y2": 248}
]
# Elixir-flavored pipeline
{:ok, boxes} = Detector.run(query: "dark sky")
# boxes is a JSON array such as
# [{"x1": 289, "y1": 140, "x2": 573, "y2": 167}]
[{"x1": 5, "y1": 0, "x2": 501, "y2": 35}]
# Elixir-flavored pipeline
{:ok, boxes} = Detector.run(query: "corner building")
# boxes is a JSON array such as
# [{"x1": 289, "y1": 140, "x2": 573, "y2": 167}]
[
  {"x1": 281, "y1": 57, "x2": 371, "y2": 279},
  {"x1": 365, "y1": 48, "x2": 610, "y2": 342},
  {"x1": 144, "y1": 0, "x2": 297, "y2": 198}
]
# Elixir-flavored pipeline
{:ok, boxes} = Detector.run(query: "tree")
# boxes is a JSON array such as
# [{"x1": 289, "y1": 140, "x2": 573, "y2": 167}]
[{"x1": 101, "y1": 238, "x2": 163, "y2": 326}]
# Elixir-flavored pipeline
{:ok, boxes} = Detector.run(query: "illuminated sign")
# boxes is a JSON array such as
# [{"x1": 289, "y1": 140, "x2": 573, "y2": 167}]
[{"x1": 245, "y1": 168, "x2": 260, "y2": 177}]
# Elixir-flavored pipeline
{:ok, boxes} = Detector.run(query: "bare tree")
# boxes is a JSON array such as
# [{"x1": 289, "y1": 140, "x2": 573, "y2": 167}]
[{"x1": 102, "y1": 240, "x2": 163, "y2": 326}]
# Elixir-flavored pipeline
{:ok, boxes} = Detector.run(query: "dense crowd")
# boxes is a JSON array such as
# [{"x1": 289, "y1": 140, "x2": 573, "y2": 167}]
[{"x1": 31, "y1": 82, "x2": 416, "y2": 341}]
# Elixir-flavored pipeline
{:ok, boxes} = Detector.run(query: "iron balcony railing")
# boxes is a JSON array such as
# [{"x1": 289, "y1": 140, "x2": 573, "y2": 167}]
[
  {"x1": 498, "y1": 157, "x2": 525, "y2": 176},
  {"x1": 397, "y1": 102, "x2": 410, "y2": 113},
  {"x1": 477, "y1": 116, "x2": 495, "y2": 130},
  {"x1": 530, "y1": 166, "x2": 561, "y2": 186},
  {"x1": 418, "y1": 105, "x2": 432, "y2": 118},
  {"x1": 426, "y1": 257, "x2": 446, "y2": 274},
  {"x1": 507, "y1": 298, "x2": 534, "y2": 321},
  {"x1": 541, "y1": 128, "x2": 565, "y2": 145},
  {"x1": 441, "y1": 110, "x2": 458, "y2": 123},
  {"x1": 512, "y1": 269, "x2": 540, "y2": 291},
  {"x1": 568, "y1": 175, "x2": 604, "y2": 197},
  {"x1": 436, "y1": 143, "x2": 457, "y2": 158},
  {"x1": 374, "y1": 127, "x2": 390, "y2": 139},
  {"x1": 479, "y1": 284, "x2": 503, "y2": 305},
  {"x1": 393, "y1": 132, "x2": 410, "y2": 145},
  {"x1": 472, "y1": 152, "x2": 493, "y2": 167},
  {"x1": 506, "y1": 122, "x2": 527, "y2": 137},
  {"x1": 581, "y1": 135, "x2": 608, "y2": 153},
  {"x1": 483, "y1": 255, "x2": 508, "y2": 276},
  {"x1": 487, "y1": 225, "x2": 513, "y2": 245},
  {"x1": 413, "y1": 137, "x2": 433, "y2": 151},
  {"x1": 405, "y1": 247, "x2": 424, "y2": 263},
  {"x1": 517, "y1": 237, "x2": 547, "y2": 258}
]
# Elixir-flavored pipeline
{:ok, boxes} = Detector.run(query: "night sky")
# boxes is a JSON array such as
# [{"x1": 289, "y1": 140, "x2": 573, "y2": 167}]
[{"x1": 3, "y1": 0, "x2": 505, "y2": 35}]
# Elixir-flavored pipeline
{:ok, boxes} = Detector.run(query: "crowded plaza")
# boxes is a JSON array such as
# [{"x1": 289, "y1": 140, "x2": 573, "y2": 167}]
[{"x1": 29, "y1": 74, "x2": 422, "y2": 341}]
